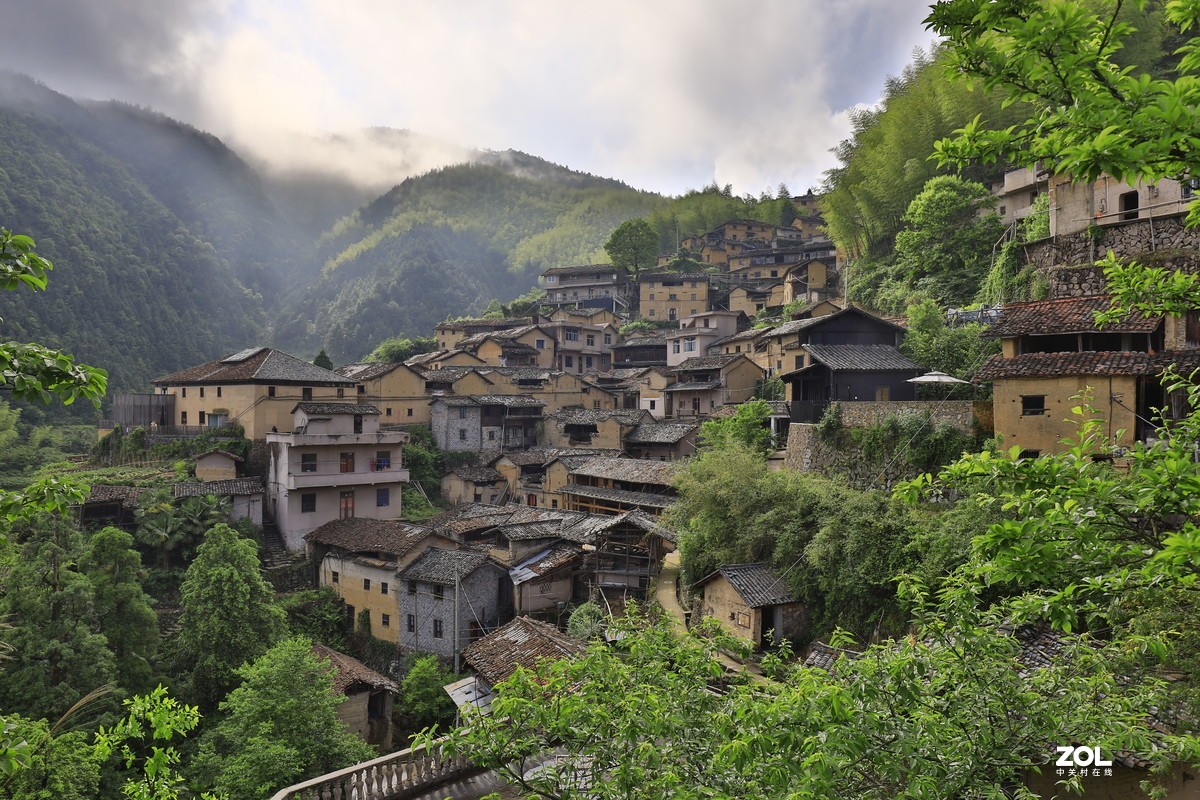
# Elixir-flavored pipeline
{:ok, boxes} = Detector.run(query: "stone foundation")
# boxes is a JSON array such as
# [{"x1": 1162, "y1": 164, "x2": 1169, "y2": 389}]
[
  {"x1": 832, "y1": 401, "x2": 975, "y2": 434},
  {"x1": 1021, "y1": 213, "x2": 1200, "y2": 299}
]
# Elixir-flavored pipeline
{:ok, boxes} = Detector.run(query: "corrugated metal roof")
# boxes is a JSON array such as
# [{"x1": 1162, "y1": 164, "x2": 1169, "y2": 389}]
[{"x1": 509, "y1": 545, "x2": 582, "y2": 585}]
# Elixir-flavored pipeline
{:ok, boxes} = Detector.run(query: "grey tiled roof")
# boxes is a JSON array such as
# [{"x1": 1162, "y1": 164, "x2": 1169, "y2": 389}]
[
  {"x1": 716, "y1": 328, "x2": 768, "y2": 344},
  {"x1": 313, "y1": 644, "x2": 399, "y2": 694},
  {"x1": 671, "y1": 354, "x2": 744, "y2": 373},
  {"x1": 984, "y1": 296, "x2": 1160, "y2": 338},
  {"x1": 492, "y1": 447, "x2": 618, "y2": 466},
  {"x1": 696, "y1": 562, "x2": 797, "y2": 607},
  {"x1": 802, "y1": 345, "x2": 923, "y2": 372},
  {"x1": 623, "y1": 421, "x2": 697, "y2": 444},
  {"x1": 336, "y1": 362, "x2": 411, "y2": 381},
  {"x1": 547, "y1": 408, "x2": 646, "y2": 425},
  {"x1": 417, "y1": 365, "x2": 488, "y2": 382},
  {"x1": 803, "y1": 641, "x2": 862, "y2": 672},
  {"x1": 84, "y1": 484, "x2": 152, "y2": 509},
  {"x1": 663, "y1": 380, "x2": 722, "y2": 392},
  {"x1": 568, "y1": 456, "x2": 677, "y2": 485},
  {"x1": 155, "y1": 348, "x2": 354, "y2": 386},
  {"x1": 173, "y1": 478, "x2": 264, "y2": 497},
  {"x1": 449, "y1": 466, "x2": 506, "y2": 484},
  {"x1": 973, "y1": 350, "x2": 1200, "y2": 381},
  {"x1": 764, "y1": 316, "x2": 825, "y2": 338},
  {"x1": 434, "y1": 395, "x2": 545, "y2": 409},
  {"x1": 305, "y1": 518, "x2": 436, "y2": 557},
  {"x1": 542, "y1": 263, "x2": 622, "y2": 277},
  {"x1": 435, "y1": 317, "x2": 530, "y2": 330},
  {"x1": 561, "y1": 483, "x2": 676, "y2": 509},
  {"x1": 402, "y1": 547, "x2": 494, "y2": 586},
  {"x1": 293, "y1": 402, "x2": 382, "y2": 415}
]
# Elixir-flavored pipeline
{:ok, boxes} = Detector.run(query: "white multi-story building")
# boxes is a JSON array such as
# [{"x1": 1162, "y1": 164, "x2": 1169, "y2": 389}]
[{"x1": 266, "y1": 403, "x2": 410, "y2": 551}]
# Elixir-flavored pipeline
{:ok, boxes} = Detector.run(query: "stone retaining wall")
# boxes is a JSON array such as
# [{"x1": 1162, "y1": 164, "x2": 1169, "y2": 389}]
[
  {"x1": 833, "y1": 401, "x2": 975, "y2": 434},
  {"x1": 1025, "y1": 213, "x2": 1200, "y2": 273}
]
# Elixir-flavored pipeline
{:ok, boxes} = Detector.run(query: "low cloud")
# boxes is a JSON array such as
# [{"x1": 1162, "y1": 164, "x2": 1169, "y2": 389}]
[{"x1": 0, "y1": 0, "x2": 935, "y2": 196}]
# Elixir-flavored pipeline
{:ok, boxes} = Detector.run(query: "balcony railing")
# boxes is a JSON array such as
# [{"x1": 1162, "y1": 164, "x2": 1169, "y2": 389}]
[
  {"x1": 268, "y1": 737, "x2": 475, "y2": 800},
  {"x1": 288, "y1": 469, "x2": 410, "y2": 490}
]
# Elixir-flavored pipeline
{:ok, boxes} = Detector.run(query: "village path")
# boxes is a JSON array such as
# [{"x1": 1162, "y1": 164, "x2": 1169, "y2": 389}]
[
  {"x1": 653, "y1": 551, "x2": 689, "y2": 635},
  {"x1": 653, "y1": 552, "x2": 767, "y2": 683}
]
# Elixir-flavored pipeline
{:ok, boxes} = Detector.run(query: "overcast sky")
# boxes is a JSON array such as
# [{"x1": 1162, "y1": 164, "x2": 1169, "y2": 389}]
[{"x1": 2, "y1": 0, "x2": 936, "y2": 196}]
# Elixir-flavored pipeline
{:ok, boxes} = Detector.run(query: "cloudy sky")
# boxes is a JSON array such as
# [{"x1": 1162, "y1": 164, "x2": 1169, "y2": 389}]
[{"x1": 3, "y1": 0, "x2": 936, "y2": 196}]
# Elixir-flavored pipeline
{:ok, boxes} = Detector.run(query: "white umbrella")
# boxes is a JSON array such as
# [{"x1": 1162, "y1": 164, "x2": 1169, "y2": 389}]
[{"x1": 906, "y1": 371, "x2": 969, "y2": 384}]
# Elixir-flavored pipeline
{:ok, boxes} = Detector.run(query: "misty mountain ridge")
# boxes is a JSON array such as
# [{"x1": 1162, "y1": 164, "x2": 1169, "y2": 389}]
[{"x1": 0, "y1": 73, "x2": 665, "y2": 395}]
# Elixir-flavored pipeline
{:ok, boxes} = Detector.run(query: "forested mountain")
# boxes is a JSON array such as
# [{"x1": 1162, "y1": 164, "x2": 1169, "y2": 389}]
[
  {"x1": 0, "y1": 106, "x2": 263, "y2": 392},
  {"x1": 0, "y1": 74, "x2": 674, "y2": 384},
  {"x1": 277, "y1": 153, "x2": 665, "y2": 361}
]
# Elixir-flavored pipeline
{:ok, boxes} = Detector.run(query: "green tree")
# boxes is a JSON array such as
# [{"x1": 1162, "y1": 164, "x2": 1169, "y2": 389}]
[
  {"x1": 604, "y1": 218, "x2": 658, "y2": 279},
  {"x1": 893, "y1": 175, "x2": 1005, "y2": 307},
  {"x1": 0, "y1": 230, "x2": 108, "y2": 406},
  {"x1": 135, "y1": 494, "x2": 230, "y2": 570},
  {"x1": 0, "y1": 517, "x2": 117, "y2": 722},
  {"x1": 927, "y1": 0, "x2": 1200, "y2": 310},
  {"x1": 820, "y1": 48, "x2": 1026, "y2": 259},
  {"x1": 94, "y1": 687, "x2": 215, "y2": 800},
  {"x1": 899, "y1": 299, "x2": 999, "y2": 396},
  {"x1": 698, "y1": 400, "x2": 775, "y2": 455},
  {"x1": 0, "y1": 716, "x2": 99, "y2": 800},
  {"x1": 617, "y1": 319, "x2": 658, "y2": 336},
  {"x1": 312, "y1": 349, "x2": 333, "y2": 370},
  {"x1": 425, "y1": 604, "x2": 1186, "y2": 799},
  {"x1": 398, "y1": 655, "x2": 457, "y2": 734},
  {"x1": 79, "y1": 527, "x2": 159, "y2": 694},
  {"x1": 566, "y1": 602, "x2": 606, "y2": 640},
  {"x1": 191, "y1": 638, "x2": 374, "y2": 799},
  {"x1": 176, "y1": 524, "x2": 285, "y2": 708},
  {"x1": 0, "y1": 231, "x2": 107, "y2": 532},
  {"x1": 363, "y1": 335, "x2": 437, "y2": 363}
]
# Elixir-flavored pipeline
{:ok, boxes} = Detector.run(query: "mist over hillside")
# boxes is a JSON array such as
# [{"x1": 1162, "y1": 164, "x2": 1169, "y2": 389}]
[{"x1": 0, "y1": 73, "x2": 666, "y2": 392}]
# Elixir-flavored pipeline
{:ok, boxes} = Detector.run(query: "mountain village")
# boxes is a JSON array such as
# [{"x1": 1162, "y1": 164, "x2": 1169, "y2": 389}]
[
  {"x1": 6, "y1": 2, "x2": 1200, "y2": 795},
  {"x1": 69, "y1": 166, "x2": 1200, "y2": 797}
]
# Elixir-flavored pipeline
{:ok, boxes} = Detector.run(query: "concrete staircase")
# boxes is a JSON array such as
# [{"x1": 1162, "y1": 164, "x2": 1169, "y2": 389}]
[{"x1": 260, "y1": 519, "x2": 296, "y2": 570}]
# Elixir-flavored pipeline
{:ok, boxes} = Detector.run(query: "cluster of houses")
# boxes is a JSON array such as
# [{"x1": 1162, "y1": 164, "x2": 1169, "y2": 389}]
[{"x1": 93, "y1": 180, "x2": 1200, "y2": 759}]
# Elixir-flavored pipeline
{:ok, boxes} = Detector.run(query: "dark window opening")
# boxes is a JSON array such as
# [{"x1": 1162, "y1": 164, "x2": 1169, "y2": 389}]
[
  {"x1": 1021, "y1": 396, "x2": 1047, "y2": 416},
  {"x1": 1119, "y1": 190, "x2": 1139, "y2": 221}
]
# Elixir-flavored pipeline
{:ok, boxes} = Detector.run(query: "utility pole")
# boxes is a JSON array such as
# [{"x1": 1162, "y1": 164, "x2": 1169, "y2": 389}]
[{"x1": 453, "y1": 569, "x2": 461, "y2": 674}]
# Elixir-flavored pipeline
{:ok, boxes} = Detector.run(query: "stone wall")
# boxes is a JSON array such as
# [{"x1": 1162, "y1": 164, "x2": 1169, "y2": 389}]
[
  {"x1": 833, "y1": 401, "x2": 975, "y2": 434},
  {"x1": 782, "y1": 401, "x2": 982, "y2": 490},
  {"x1": 783, "y1": 424, "x2": 916, "y2": 490},
  {"x1": 1024, "y1": 212, "x2": 1200, "y2": 274}
]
